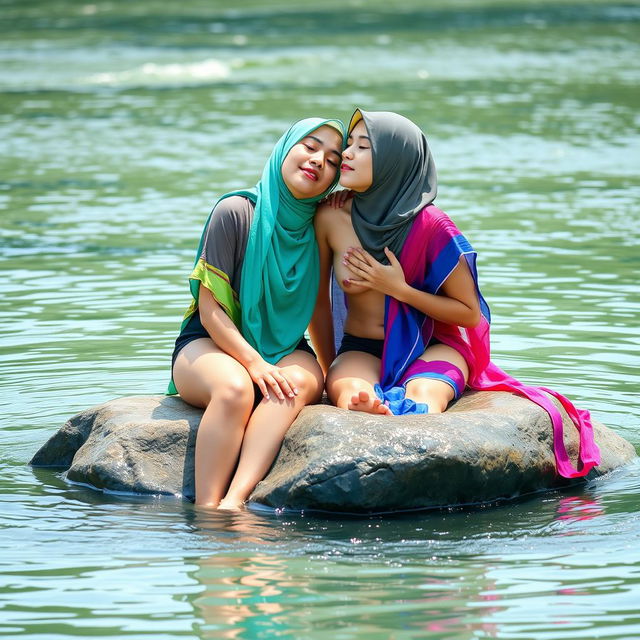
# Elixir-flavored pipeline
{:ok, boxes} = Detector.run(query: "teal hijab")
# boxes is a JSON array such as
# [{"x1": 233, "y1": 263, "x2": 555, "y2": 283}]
[{"x1": 227, "y1": 117, "x2": 344, "y2": 363}]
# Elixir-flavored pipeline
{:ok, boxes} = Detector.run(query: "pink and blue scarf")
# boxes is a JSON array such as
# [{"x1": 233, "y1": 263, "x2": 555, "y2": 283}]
[
  {"x1": 380, "y1": 204, "x2": 601, "y2": 479},
  {"x1": 341, "y1": 109, "x2": 600, "y2": 479}
]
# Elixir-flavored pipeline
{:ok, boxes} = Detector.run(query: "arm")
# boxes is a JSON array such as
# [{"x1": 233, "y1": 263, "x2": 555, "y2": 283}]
[
  {"x1": 199, "y1": 284, "x2": 260, "y2": 369},
  {"x1": 397, "y1": 258, "x2": 481, "y2": 328},
  {"x1": 199, "y1": 285, "x2": 297, "y2": 400},
  {"x1": 343, "y1": 246, "x2": 481, "y2": 328},
  {"x1": 308, "y1": 210, "x2": 336, "y2": 376},
  {"x1": 195, "y1": 197, "x2": 298, "y2": 400}
]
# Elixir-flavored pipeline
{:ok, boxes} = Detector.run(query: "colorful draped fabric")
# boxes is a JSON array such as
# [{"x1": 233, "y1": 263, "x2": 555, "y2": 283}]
[{"x1": 380, "y1": 204, "x2": 601, "y2": 479}]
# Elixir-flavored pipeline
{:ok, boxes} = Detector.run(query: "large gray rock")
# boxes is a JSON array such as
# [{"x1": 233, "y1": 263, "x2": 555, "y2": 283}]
[
  {"x1": 30, "y1": 392, "x2": 637, "y2": 512},
  {"x1": 31, "y1": 396, "x2": 201, "y2": 499}
]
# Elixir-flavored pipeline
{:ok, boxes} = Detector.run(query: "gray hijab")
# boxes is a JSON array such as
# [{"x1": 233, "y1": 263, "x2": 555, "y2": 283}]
[{"x1": 350, "y1": 109, "x2": 437, "y2": 264}]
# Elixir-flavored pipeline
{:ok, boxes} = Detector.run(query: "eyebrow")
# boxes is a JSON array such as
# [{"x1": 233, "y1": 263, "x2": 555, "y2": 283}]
[
  {"x1": 347, "y1": 134, "x2": 371, "y2": 142},
  {"x1": 306, "y1": 135, "x2": 343, "y2": 160}
]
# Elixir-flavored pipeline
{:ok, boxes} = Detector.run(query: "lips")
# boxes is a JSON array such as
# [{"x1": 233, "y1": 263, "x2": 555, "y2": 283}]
[
  {"x1": 341, "y1": 163, "x2": 354, "y2": 172},
  {"x1": 300, "y1": 167, "x2": 318, "y2": 181}
]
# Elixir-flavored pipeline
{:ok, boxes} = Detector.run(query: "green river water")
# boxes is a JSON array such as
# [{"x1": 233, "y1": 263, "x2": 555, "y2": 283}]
[{"x1": 1, "y1": 1, "x2": 639, "y2": 638}]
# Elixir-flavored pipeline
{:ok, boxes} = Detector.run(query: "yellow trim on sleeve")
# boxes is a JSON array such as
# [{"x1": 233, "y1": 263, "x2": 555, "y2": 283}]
[{"x1": 189, "y1": 258, "x2": 242, "y2": 328}]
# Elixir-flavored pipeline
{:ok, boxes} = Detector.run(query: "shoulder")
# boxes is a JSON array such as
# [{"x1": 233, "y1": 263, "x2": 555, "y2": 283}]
[
  {"x1": 418, "y1": 204, "x2": 461, "y2": 235},
  {"x1": 420, "y1": 203, "x2": 448, "y2": 222},
  {"x1": 313, "y1": 202, "x2": 334, "y2": 230},
  {"x1": 201, "y1": 196, "x2": 254, "y2": 249},
  {"x1": 314, "y1": 199, "x2": 352, "y2": 234},
  {"x1": 212, "y1": 195, "x2": 255, "y2": 223},
  {"x1": 208, "y1": 195, "x2": 255, "y2": 236}
]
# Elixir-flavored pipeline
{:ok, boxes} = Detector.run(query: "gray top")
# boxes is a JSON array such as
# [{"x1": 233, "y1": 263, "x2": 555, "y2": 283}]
[
  {"x1": 200, "y1": 195, "x2": 254, "y2": 293},
  {"x1": 172, "y1": 196, "x2": 255, "y2": 356}
]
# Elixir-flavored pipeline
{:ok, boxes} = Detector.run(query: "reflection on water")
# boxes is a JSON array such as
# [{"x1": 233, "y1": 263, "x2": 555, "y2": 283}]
[
  {"x1": 2, "y1": 460, "x2": 640, "y2": 638},
  {"x1": 556, "y1": 495, "x2": 605, "y2": 523},
  {"x1": 1, "y1": 0, "x2": 639, "y2": 637},
  {"x1": 188, "y1": 551, "x2": 504, "y2": 639},
  {"x1": 180, "y1": 482, "x2": 639, "y2": 639}
]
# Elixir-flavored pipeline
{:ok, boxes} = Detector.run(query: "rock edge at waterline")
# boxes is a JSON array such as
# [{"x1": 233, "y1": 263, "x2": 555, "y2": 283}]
[{"x1": 30, "y1": 392, "x2": 637, "y2": 513}]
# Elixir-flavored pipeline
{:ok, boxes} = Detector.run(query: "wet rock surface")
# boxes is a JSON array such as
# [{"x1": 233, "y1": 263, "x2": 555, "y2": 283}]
[{"x1": 30, "y1": 392, "x2": 637, "y2": 512}]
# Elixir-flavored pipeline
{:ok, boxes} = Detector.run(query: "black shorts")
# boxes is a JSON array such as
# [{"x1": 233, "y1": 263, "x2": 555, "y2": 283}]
[
  {"x1": 293, "y1": 336, "x2": 316, "y2": 357},
  {"x1": 171, "y1": 312, "x2": 316, "y2": 367},
  {"x1": 336, "y1": 333, "x2": 384, "y2": 360},
  {"x1": 336, "y1": 332, "x2": 441, "y2": 361}
]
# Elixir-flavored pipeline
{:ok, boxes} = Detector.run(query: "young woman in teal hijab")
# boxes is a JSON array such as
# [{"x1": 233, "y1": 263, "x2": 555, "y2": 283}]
[{"x1": 171, "y1": 117, "x2": 344, "y2": 509}]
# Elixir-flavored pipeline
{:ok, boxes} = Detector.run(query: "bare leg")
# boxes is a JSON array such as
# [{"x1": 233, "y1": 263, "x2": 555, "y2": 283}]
[
  {"x1": 326, "y1": 351, "x2": 392, "y2": 415},
  {"x1": 172, "y1": 338, "x2": 255, "y2": 507},
  {"x1": 404, "y1": 344, "x2": 469, "y2": 414},
  {"x1": 218, "y1": 351, "x2": 324, "y2": 510}
]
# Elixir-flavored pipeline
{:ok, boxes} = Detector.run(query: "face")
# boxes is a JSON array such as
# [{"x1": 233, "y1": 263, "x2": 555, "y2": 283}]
[
  {"x1": 339, "y1": 119, "x2": 373, "y2": 192},
  {"x1": 281, "y1": 125, "x2": 343, "y2": 199}
]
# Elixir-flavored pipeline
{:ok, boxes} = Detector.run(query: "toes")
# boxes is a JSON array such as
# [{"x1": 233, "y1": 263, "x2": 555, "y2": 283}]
[
  {"x1": 372, "y1": 396, "x2": 391, "y2": 415},
  {"x1": 358, "y1": 390, "x2": 370, "y2": 402},
  {"x1": 374, "y1": 398, "x2": 391, "y2": 415}
]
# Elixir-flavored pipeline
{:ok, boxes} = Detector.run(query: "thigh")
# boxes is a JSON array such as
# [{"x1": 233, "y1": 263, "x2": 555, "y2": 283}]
[
  {"x1": 277, "y1": 350, "x2": 324, "y2": 403},
  {"x1": 326, "y1": 351, "x2": 381, "y2": 403},
  {"x1": 172, "y1": 338, "x2": 254, "y2": 408},
  {"x1": 417, "y1": 342, "x2": 470, "y2": 379}
]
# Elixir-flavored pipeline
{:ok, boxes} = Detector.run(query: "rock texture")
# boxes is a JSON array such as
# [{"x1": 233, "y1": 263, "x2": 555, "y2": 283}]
[
  {"x1": 30, "y1": 396, "x2": 201, "y2": 499},
  {"x1": 30, "y1": 392, "x2": 637, "y2": 512}
]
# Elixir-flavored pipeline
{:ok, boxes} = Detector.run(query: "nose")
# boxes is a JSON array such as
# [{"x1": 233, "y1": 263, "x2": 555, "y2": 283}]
[
  {"x1": 308, "y1": 149, "x2": 325, "y2": 167},
  {"x1": 342, "y1": 145, "x2": 354, "y2": 160}
]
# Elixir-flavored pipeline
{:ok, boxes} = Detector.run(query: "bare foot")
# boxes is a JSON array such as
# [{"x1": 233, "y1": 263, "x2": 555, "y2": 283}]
[
  {"x1": 216, "y1": 498, "x2": 244, "y2": 511},
  {"x1": 348, "y1": 390, "x2": 392, "y2": 415}
]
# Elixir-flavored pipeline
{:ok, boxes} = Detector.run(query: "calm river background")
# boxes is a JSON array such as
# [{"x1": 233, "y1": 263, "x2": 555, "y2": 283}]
[{"x1": 1, "y1": 1, "x2": 639, "y2": 638}]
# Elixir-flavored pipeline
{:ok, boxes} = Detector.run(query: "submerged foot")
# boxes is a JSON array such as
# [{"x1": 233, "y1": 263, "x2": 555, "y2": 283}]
[
  {"x1": 216, "y1": 498, "x2": 244, "y2": 512},
  {"x1": 348, "y1": 390, "x2": 392, "y2": 415}
]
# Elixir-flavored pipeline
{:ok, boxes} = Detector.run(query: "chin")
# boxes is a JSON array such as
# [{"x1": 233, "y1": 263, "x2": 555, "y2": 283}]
[
  {"x1": 338, "y1": 177, "x2": 353, "y2": 188},
  {"x1": 306, "y1": 182, "x2": 330, "y2": 198},
  {"x1": 287, "y1": 179, "x2": 316, "y2": 200}
]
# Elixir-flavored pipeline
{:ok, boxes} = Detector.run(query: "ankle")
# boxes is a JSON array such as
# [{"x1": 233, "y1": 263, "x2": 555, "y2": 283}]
[{"x1": 217, "y1": 496, "x2": 245, "y2": 511}]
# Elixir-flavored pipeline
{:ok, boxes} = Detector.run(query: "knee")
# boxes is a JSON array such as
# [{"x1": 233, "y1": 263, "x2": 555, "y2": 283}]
[
  {"x1": 287, "y1": 367, "x2": 322, "y2": 403},
  {"x1": 406, "y1": 380, "x2": 451, "y2": 413},
  {"x1": 426, "y1": 396, "x2": 449, "y2": 414},
  {"x1": 213, "y1": 375, "x2": 254, "y2": 413}
]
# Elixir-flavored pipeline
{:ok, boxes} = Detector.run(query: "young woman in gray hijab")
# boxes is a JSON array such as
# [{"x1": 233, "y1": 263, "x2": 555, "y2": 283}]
[
  {"x1": 308, "y1": 108, "x2": 601, "y2": 480},
  {"x1": 309, "y1": 108, "x2": 481, "y2": 416}
]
